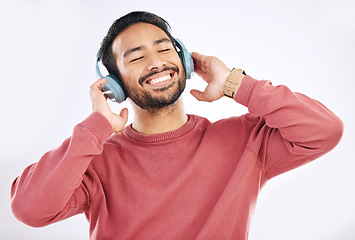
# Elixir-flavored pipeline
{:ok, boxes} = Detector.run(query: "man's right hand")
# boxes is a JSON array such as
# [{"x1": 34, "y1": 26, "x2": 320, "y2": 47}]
[{"x1": 90, "y1": 79, "x2": 128, "y2": 133}]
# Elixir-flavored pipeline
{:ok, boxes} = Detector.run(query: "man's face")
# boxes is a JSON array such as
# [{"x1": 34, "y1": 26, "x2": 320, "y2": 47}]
[{"x1": 112, "y1": 22, "x2": 186, "y2": 113}]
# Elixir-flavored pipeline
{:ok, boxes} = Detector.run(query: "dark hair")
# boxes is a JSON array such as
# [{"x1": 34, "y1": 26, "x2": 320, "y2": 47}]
[{"x1": 99, "y1": 11, "x2": 174, "y2": 78}]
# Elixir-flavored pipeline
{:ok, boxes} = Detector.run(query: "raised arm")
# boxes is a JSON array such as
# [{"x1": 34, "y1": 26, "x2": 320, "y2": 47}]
[
  {"x1": 10, "y1": 112, "x2": 113, "y2": 227},
  {"x1": 191, "y1": 52, "x2": 343, "y2": 178},
  {"x1": 10, "y1": 79, "x2": 128, "y2": 227},
  {"x1": 239, "y1": 75, "x2": 343, "y2": 178}
]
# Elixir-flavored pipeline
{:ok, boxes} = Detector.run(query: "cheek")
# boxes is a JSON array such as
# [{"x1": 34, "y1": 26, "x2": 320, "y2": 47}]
[
  {"x1": 173, "y1": 55, "x2": 184, "y2": 74},
  {"x1": 118, "y1": 63, "x2": 139, "y2": 86},
  {"x1": 121, "y1": 72, "x2": 135, "y2": 87}
]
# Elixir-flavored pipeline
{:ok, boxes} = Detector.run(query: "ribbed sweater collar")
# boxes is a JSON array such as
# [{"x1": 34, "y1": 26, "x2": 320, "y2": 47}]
[{"x1": 124, "y1": 115, "x2": 198, "y2": 143}]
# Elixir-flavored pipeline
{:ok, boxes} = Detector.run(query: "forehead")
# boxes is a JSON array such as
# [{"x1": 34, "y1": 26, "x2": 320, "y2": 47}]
[{"x1": 112, "y1": 22, "x2": 171, "y2": 58}]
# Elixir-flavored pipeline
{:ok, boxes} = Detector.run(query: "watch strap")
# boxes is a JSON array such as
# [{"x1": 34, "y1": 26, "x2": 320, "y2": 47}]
[{"x1": 223, "y1": 68, "x2": 246, "y2": 98}]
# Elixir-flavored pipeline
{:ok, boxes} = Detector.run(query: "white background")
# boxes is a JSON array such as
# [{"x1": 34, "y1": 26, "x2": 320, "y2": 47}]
[{"x1": 1, "y1": 0, "x2": 354, "y2": 239}]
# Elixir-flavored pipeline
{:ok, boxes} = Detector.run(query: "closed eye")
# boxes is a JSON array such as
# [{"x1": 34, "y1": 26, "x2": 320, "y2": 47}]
[
  {"x1": 158, "y1": 48, "x2": 171, "y2": 53},
  {"x1": 130, "y1": 56, "x2": 144, "y2": 63}
]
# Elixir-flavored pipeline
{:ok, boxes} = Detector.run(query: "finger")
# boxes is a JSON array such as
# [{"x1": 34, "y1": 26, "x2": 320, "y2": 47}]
[
  {"x1": 91, "y1": 78, "x2": 107, "y2": 91},
  {"x1": 90, "y1": 79, "x2": 110, "y2": 111},
  {"x1": 192, "y1": 52, "x2": 208, "y2": 72},
  {"x1": 90, "y1": 79, "x2": 109, "y2": 100},
  {"x1": 192, "y1": 52, "x2": 206, "y2": 63},
  {"x1": 192, "y1": 52, "x2": 204, "y2": 70},
  {"x1": 193, "y1": 67, "x2": 205, "y2": 78}
]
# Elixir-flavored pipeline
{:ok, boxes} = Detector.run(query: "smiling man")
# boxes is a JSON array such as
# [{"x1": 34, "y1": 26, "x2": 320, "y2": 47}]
[
  {"x1": 11, "y1": 11, "x2": 343, "y2": 240},
  {"x1": 112, "y1": 23, "x2": 187, "y2": 122}
]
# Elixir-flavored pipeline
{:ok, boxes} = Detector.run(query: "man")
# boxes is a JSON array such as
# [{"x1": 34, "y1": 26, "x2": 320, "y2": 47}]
[{"x1": 10, "y1": 11, "x2": 343, "y2": 239}]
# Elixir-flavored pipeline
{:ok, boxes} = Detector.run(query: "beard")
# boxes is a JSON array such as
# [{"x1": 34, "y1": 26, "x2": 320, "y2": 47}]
[{"x1": 125, "y1": 67, "x2": 186, "y2": 115}]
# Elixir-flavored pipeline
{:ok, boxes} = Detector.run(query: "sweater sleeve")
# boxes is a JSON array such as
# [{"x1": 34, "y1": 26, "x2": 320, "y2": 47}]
[
  {"x1": 235, "y1": 75, "x2": 343, "y2": 179},
  {"x1": 10, "y1": 112, "x2": 113, "y2": 227}
]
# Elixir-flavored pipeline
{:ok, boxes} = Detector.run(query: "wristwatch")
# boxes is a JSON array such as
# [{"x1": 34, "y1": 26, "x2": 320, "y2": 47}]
[{"x1": 223, "y1": 68, "x2": 246, "y2": 99}]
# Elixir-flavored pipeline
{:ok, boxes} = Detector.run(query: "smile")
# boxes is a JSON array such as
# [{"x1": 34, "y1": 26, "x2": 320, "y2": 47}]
[{"x1": 147, "y1": 74, "x2": 172, "y2": 85}]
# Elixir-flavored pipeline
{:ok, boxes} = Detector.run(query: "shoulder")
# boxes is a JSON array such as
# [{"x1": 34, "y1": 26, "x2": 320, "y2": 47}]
[
  {"x1": 205, "y1": 113, "x2": 263, "y2": 138},
  {"x1": 199, "y1": 114, "x2": 247, "y2": 136},
  {"x1": 207, "y1": 115, "x2": 246, "y2": 130}
]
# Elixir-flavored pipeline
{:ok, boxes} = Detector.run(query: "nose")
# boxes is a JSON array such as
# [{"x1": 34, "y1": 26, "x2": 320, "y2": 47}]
[{"x1": 146, "y1": 52, "x2": 166, "y2": 71}]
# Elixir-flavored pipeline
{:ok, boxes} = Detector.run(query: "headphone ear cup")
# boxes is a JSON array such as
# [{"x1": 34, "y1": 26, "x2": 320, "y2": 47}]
[
  {"x1": 96, "y1": 51, "x2": 127, "y2": 103},
  {"x1": 178, "y1": 50, "x2": 194, "y2": 79},
  {"x1": 175, "y1": 38, "x2": 194, "y2": 79},
  {"x1": 101, "y1": 75, "x2": 127, "y2": 103}
]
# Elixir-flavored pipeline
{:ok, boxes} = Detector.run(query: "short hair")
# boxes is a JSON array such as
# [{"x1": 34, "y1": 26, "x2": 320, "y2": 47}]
[{"x1": 99, "y1": 11, "x2": 175, "y2": 78}]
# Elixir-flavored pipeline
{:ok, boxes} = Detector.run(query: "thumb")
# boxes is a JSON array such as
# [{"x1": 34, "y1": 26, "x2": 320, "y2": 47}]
[
  {"x1": 190, "y1": 89, "x2": 210, "y2": 102},
  {"x1": 111, "y1": 108, "x2": 129, "y2": 133},
  {"x1": 119, "y1": 107, "x2": 129, "y2": 119}
]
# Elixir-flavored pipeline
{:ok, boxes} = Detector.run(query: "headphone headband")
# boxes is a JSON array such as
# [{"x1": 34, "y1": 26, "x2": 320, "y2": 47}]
[{"x1": 95, "y1": 52, "x2": 104, "y2": 79}]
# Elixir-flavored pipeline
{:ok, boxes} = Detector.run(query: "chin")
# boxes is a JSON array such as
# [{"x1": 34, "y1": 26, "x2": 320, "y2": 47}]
[{"x1": 128, "y1": 77, "x2": 186, "y2": 114}]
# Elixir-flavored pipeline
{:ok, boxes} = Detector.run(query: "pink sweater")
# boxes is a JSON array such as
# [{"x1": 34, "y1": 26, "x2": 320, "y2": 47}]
[{"x1": 11, "y1": 76, "x2": 343, "y2": 239}]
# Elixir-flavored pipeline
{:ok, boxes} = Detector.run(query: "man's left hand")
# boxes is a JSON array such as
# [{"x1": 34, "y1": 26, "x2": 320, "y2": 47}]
[{"x1": 190, "y1": 52, "x2": 231, "y2": 102}]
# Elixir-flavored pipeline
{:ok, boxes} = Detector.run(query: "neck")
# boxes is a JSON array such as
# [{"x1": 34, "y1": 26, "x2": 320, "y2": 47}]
[{"x1": 131, "y1": 97, "x2": 188, "y2": 135}]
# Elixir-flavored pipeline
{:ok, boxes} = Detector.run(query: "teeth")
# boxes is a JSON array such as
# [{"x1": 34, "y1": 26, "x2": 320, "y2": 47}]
[{"x1": 148, "y1": 74, "x2": 171, "y2": 84}]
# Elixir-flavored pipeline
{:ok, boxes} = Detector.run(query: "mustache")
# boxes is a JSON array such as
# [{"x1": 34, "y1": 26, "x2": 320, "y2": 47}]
[{"x1": 139, "y1": 66, "x2": 179, "y2": 86}]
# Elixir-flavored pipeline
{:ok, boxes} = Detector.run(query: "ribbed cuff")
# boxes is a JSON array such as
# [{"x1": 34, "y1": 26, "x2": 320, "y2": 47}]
[
  {"x1": 234, "y1": 75, "x2": 258, "y2": 107},
  {"x1": 79, "y1": 112, "x2": 113, "y2": 143}
]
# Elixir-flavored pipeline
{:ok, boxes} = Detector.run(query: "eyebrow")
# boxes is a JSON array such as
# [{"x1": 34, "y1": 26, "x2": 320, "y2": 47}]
[{"x1": 123, "y1": 38, "x2": 172, "y2": 58}]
